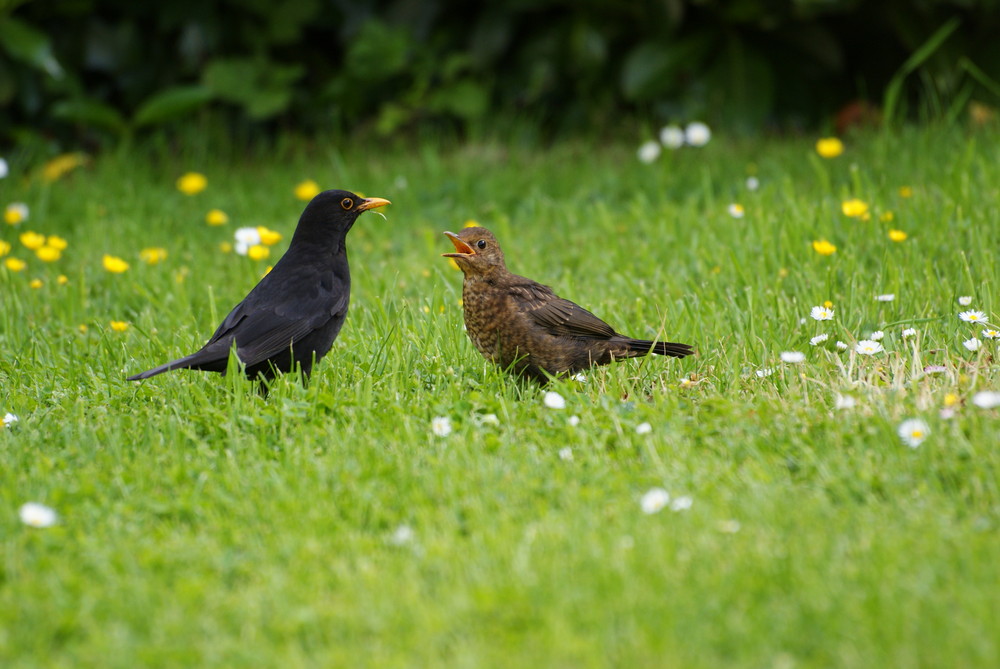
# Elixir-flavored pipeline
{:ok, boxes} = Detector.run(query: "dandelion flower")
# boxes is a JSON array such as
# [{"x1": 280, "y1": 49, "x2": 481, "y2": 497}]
[
  {"x1": 102, "y1": 254, "x2": 129, "y2": 273},
  {"x1": 5, "y1": 202, "x2": 29, "y2": 225},
  {"x1": 3, "y1": 412, "x2": 18, "y2": 426},
  {"x1": 42, "y1": 152, "x2": 86, "y2": 182},
  {"x1": 810, "y1": 305, "x2": 834, "y2": 321},
  {"x1": 29, "y1": 278, "x2": 42, "y2": 289},
  {"x1": 110, "y1": 320, "x2": 129, "y2": 332},
  {"x1": 780, "y1": 351, "x2": 806, "y2": 363},
  {"x1": 0, "y1": 240, "x2": 9, "y2": 256},
  {"x1": 897, "y1": 418, "x2": 929, "y2": 448},
  {"x1": 959, "y1": 310, "x2": 986, "y2": 323},
  {"x1": 810, "y1": 333, "x2": 829, "y2": 346},
  {"x1": 19, "y1": 231, "x2": 45, "y2": 250},
  {"x1": 462, "y1": 219, "x2": 480, "y2": 229},
  {"x1": 558, "y1": 447, "x2": 574, "y2": 461},
  {"x1": 880, "y1": 211, "x2": 895, "y2": 222},
  {"x1": 902, "y1": 327, "x2": 917, "y2": 338},
  {"x1": 295, "y1": 179, "x2": 321, "y2": 201},
  {"x1": 206, "y1": 209, "x2": 229, "y2": 226},
  {"x1": 836, "y1": 341, "x2": 849, "y2": 351},
  {"x1": 247, "y1": 244, "x2": 270, "y2": 261},
  {"x1": 870, "y1": 330, "x2": 884, "y2": 341},
  {"x1": 899, "y1": 186, "x2": 913, "y2": 198},
  {"x1": 636, "y1": 422, "x2": 652, "y2": 434},
  {"x1": 36, "y1": 245, "x2": 61, "y2": 262},
  {"x1": 219, "y1": 242, "x2": 233, "y2": 254},
  {"x1": 727, "y1": 203, "x2": 745, "y2": 219},
  {"x1": 971, "y1": 391, "x2": 1000, "y2": 409},
  {"x1": 543, "y1": 391, "x2": 566, "y2": 409},
  {"x1": 943, "y1": 393, "x2": 960, "y2": 408},
  {"x1": 812, "y1": 239, "x2": 836, "y2": 256},
  {"x1": 963, "y1": 337, "x2": 981, "y2": 352},
  {"x1": 875, "y1": 294, "x2": 895, "y2": 302},
  {"x1": 746, "y1": 176, "x2": 760, "y2": 191},
  {"x1": 982, "y1": 328, "x2": 999, "y2": 339},
  {"x1": 431, "y1": 416, "x2": 452, "y2": 437},
  {"x1": 815, "y1": 137, "x2": 844, "y2": 158},
  {"x1": 958, "y1": 296, "x2": 972, "y2": 306},
  {"x1": 637, "y1": 140, "x2": 661, "y2": 164},
  {"x1": 5, "y1": 257, "x2": 26, "y2": 272},
  {"x1": 856, "y1": 340, "x2": 883, "y2": 355},
  {"x1": 46, "y1": 235, "x2": 68, "y2": 250},
  {"x1": 139, "y1": 247, "x2": 168, "y2": 265},
  {"x1": 670, "y1": 496, "x2": 693, "y2": 512},
  {"x1": 19, "y1": 502, "x2": 58, "y2": 528},
  {"x1": 256, "y1": 226, "x2": 282, "y2": 246},
  {"x1": 640, "y1": 488, "x2": 670, "y2": 514},
  {"x1": 176, "y1": 172, "x2": 207, "y2": 195},
  {"x1": 841, "y1": 199, "x2": 869, "y2": 218},
  {"x1": 659, "y1": 125, "x2": 685, "y2": 149},
  {"x1": 684, "y1": 122, "x2": 711, "y2": 147},
  {"x1": 57, "y1": 275, "x2": 68, "y2": 286},
  {"x1": 888, "y1": 229, "x2": 907, "y2": 242}
]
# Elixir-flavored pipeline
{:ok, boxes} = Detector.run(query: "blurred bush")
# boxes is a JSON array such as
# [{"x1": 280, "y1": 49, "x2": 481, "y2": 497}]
[{"x1": 2, "y1": 0, "x2": 1000, "y2": 147}]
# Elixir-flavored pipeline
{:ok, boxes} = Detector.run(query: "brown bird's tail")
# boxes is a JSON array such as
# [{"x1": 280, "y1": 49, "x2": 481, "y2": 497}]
[{"x1": 622, "y1": 338, "x2": 694, "y2": 358}]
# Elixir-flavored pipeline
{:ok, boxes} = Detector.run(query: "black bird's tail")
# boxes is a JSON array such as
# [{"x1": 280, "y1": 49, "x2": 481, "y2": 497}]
[
  {"x1": 623, "y1": 338, "x2": 694, "y2": 359},
  {"x1": 126, "y1": 349, "x2": 228, "y2": 380}
]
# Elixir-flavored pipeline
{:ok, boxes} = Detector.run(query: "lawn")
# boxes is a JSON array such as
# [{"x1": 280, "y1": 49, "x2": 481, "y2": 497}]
[{"x1": 2, "y1": 127, "x2": 998, "y2": 668}]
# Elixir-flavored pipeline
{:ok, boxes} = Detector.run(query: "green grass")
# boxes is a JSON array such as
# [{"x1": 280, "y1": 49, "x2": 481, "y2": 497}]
[{"x1": 2, "y1": 127, "x2": 999, "y2": 668}]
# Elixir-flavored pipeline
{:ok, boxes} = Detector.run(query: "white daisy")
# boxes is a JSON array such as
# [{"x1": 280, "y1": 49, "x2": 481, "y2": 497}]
[
  {"x1": 567, "y1": 415, "x2": 581, "y2": 427},
  {"x1": 780, "y1": 351, "x2": 806, "y2": 363},
  {"x1": 637, "y1": 140, "x2": 661, "y2": 164},
  {"x1": 959, "y1": 310, "x2": 987, "y2": 323},
  {"x1": 870, "y1": 330, "x2": 884, "y2": 341},
  {"x1": 659, "y1": 125, "x2": 685, "y2": 149},
  {"x1": 543, "y1": 391, "x2": 566, "y2": 409},
  {"x1": 958, "y1": 296, "x2": 973, "y2": 306},
  {"x1": 571, "y1": 372, "x2": 587, "y2": 382},
  {"x1": 558, "y1": 447, "x2": 574, "y2": 461},
  {"x1": 640, "y1": 488, "x2": 670, "y2": 514},
  {"x1": 684, "y1": 122, "x2": 712, "y2": 147},
  {"x1": 727, "y1": 203, "x2": 745, "y2": 219},
  {"x1": 923, "y1": 365, "x2": 947, "y2": 374},
  {"x1": 2, "y1": 412, "x2": 17, "y2": 427},
  {"x1": 745, "y1": 176, "x2": 760, "y2": 191},
  {"x1": 0, "y1": 157, "x2": 8, "y2": 179},
  {"x1": 670, "y1": 496, "x2": 693, "y2": 512},
  {"x1": 971, "y1": 391, "x2": 1000, "y2": 409},
  {"x1": 478, "y1": 413, "x2": 499, "y2": 426},
  {"x1": 856, "y1": 340, "x2": 884, "y2": 355},
  {"x1": 635, "y1": 422, "x2": 652, "y2": 435},
  {"x1": 809, "y1": 333, "x2": 829, "y2": 346},
  {"x1": 810, "y1": 305, "x2": 834, "y2": 321},
  {"x1": 233, "y1": 226, "x2": 262, "y2": 255},
  {"x1": 897, "y1": 418, "x2": 929, "y2": 448},
  {"x1": 963, "y1": 337, "x2": 982, "y2": 352},
  {"x1": 5, "y1": 202, "x2": 29, "y2": 224},
  {"x1": 431, "y1": 416, "x2": 452, "y2": 437},
  {"x1": 717, "y1": 519, "x2": 741, "y2": 533},
  {"x1": 902, "y1": 327, "x2": 917, "y2": 338},
  {"x1": 982, "y1": 328, "x2": 1000, "y2": 339},
  {"x1": 389, "y1": 524, "x2": 414, "y2": 545},
  {"x1": 835, "y1": 341, "x2": 849, "y2": 351},
  {"x1": 875, "y1": 294, "x2": 895, "y2": 302},
  {"x1": 755, "y1": 367, "x2": 774, "y2": 378},
  {"x1": 834, "y1": 394, "x2": 856, "y2": 410},
  {"x1": 19, "y1": 502, "x2": 58, "y2": 528}
]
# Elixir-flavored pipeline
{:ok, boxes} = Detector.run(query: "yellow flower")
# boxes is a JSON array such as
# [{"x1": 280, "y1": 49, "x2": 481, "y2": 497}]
[
  {"x1": 944, "y1": 393, "x2": 959, "y2": 407},
  {"x1": 206, "y1": 209, "x2": 229, "y2": 226},
  {"x1": 4, "y1": 203, "x2": 29, "y2": 225},
  {"x1": 36, "y1": 245, "x2": 61, "y2": 262},
  {"x1": 176, "y1": 172, "x2": 207, "y2": 195},
  {"x1": 139, "y1": 247, "x2": 168, "y2": 265},
  {"x1": 174, "y1": 266, "x2": 190, "y2": 284},
  {"x1": 812, "y1": 239, "x2": 837, "y2": 256},
  {"x1": 110, "y1": 320, "x2": 129, "y2": 332},
  {"x1": 823, "y1": 300, "x2": 833, "y2": 309},
  {"x1": 898, "y1": 186, "x2": 913, "y2": 198},
  {"x1": 256, "y1": 226, "x2": 282, "y2": 246},
  {"x1": 778, "y1": 267, "x2": 789, "y2": 278},
  {"x1": 42, "y1": 153, "x2": 87, "y2": 182},
  {"x1": 448, "y1": 258, "x2": 460, "y2": 271},
  {"x1": 78, "y1": 324, "x2": 88, "y2": 333},
  {"x1": 0, "y1": 240, "x2": 10, "y2": 256},
  {"x1": 294, "y1": 179, "x2": 321, "y2": 201},
  {"x1": 247, "y1": 244, "x2": 270, "y2": 260},
  {"x1": 463, "y1": 219, "x2": 480, "y2": 228},
  {"x1": 103, "y1": 254, "x2": 129, "y2": 273},
  {"x1": 888, "y1": 229, "x2": 907, "y2": 242},
  {"x1": 29, "y1": 278, "x2": 43, "y2": 289},
  {"x1": 46, "y1": 235, "x2": 68, "y2": 250},
  {"x1": 815, "y1": 137, "x2": 844, "y2": 158},
  {"x1": 57, "y1": 274, "x2": 69, "y2": 285},
  {"x1": 841, "y1": 198, "x2": 869, "y2": 218},
  {"x1": 19, "y1": 231, "x2": 46, "y2": 250},
  {"x1": 879, "y1": 211, "x2": 894, "y2": 222},
  {"x1": 4, "y1": 257, "x2": 26, "y2": 272},
  {"x1": 219, "y1": 241, "x2": 233, "y2": 254}
]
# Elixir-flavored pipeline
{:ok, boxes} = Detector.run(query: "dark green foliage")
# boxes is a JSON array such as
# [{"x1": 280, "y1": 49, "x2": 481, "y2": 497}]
[{"x1": 2, "y1": 0, "x2": 1000, "y2": 146}]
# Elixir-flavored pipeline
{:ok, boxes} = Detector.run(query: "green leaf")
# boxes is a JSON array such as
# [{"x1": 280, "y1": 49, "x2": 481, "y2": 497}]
[
  {"x1": 884, "y1": 17, "x2": 962, "y2": 124},
  {"x1": 0, "y1": 16, "x2": 63, "y2": 78},
  {"x1": 621, "y1": 35, "x2": 713, "y2": 101},
  {"x1": 51, "y1": 98, "x2": 126, "y2": 132},
  {"x1": 133, "y1": 86, "x2": 213, "y2": 127},
  {"x1": 203, "y1": 58, "x2": 304, "y2": 119}
]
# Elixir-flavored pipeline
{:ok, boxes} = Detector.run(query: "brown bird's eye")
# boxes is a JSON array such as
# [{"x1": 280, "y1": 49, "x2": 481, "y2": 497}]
[
  {"x1": 340, "y1": 198, "x2": 353, "y2": 210},
  {"x1": 476, "y1": 239, "x2": 487, "y2": 249}
]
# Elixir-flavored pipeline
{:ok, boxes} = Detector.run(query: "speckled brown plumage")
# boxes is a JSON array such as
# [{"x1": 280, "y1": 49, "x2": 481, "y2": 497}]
[{"x1": 443, "y1": 227, "x2": 693, "y2": 382}]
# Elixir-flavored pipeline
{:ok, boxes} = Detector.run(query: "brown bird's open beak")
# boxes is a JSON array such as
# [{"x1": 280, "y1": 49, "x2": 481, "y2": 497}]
[
  {"x1": 442, "y1": 231, "x2": 476, "y2": 257},
  {"x1": 356, "y1": 197, "x2": 391, "y2": 212}
]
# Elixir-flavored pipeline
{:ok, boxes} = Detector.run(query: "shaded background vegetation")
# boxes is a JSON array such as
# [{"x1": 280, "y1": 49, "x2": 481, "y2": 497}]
[{"x1": 2, "y1": 0, "x2": 1000, "y2": 148}]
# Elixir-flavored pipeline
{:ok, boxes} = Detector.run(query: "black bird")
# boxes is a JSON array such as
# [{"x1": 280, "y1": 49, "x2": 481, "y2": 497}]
[
  {"x1": 443, "y1": 226, "x2": 693, "y2": 382},
  {"x1": 128, "y1": 189, "x2": 390, "y2": 382}
]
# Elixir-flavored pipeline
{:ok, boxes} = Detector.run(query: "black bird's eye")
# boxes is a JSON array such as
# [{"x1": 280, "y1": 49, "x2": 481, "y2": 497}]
[
  {"x1": 340, "y1": 198, "x2": 353, "y2": 210},
  {"x1": 476, "y1": 239, "x2": 487, "y2": 249}
]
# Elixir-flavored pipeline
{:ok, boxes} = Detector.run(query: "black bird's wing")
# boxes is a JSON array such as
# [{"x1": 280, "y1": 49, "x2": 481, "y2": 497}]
[{"x1": 509, "y1": 279, "x2": 617, "y2": 340}]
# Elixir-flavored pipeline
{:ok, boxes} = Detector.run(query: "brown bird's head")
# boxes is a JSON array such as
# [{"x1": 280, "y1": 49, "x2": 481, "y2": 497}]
[{"x1": 442, "y1": 226, "x2": 507, "y2": 276}]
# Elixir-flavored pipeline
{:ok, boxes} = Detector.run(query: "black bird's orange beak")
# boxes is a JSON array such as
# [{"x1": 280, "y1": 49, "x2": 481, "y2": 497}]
[
  {"x1": 356, "y1": 197, "x2": 391, "y2": 212},
  {"x1": 442, "y1": 231, "x2": 476, "y2": 257}
]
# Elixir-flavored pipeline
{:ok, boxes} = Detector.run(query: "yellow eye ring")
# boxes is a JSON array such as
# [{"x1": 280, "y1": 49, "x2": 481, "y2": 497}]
[{"x1": 341, "y1": 198, "x2": 353, "y2": 210}]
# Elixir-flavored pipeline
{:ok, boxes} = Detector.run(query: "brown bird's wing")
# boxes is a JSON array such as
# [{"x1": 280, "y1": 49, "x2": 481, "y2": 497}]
[{"x1": 509, "y1": 279, "x2": 617, "y2": 339}]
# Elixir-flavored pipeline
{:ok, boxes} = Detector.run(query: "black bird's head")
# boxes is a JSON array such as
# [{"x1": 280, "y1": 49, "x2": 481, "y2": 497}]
[
  {"x1": 442, "y1": 226, "x2": 507, "y2": 276},
  {"x1": 293, "y1": 189, "x2": 391, "y2": 245}
]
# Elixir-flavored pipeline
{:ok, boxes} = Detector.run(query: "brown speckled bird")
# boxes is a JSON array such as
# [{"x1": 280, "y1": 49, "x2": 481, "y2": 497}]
[{"x1": 442, "y1": 227, "x2": 693, "y2": 381}]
